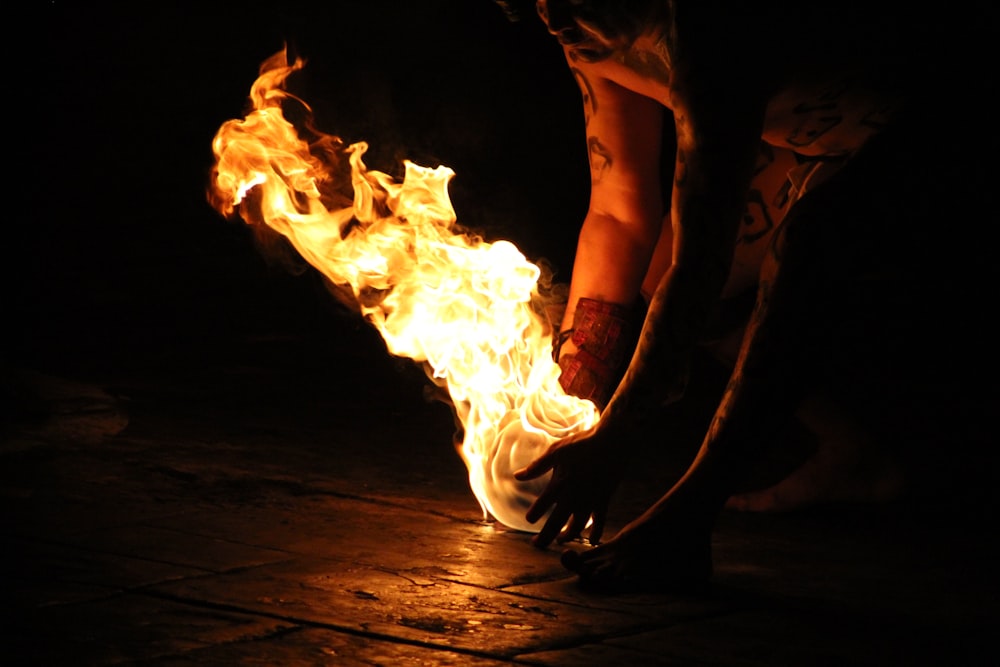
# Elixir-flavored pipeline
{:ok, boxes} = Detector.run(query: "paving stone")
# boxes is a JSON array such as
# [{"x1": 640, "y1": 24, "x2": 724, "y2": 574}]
[
  {"x1": 7, "y1": 381, "x2": 996, "y2": 666},
  {"x1": 139, "y1": 627, "x2": 512, "y2": 666},
  {"x1": 7, "y1": 380, "x2": 996, "y2": 667},
  {"x1": 148, "y1": 557, "x2": 648, "y2": 658},
  {"x1": 6, "y1": 283, "x2": 995, "y2": 667},
  {"x1": 599, "y1": 606, "x2": 975, "y2": 667},
  {"x1": 142, "y1": 498, "x2": 565, "y2": 590},
  {"x1": 7, "y1": 591, "x2": 296, "y2": 666},
  {"x1": 62, "y1": 523, "x2": 294, "y2": 575},
  {"x1": 9, "y1": 536, "x2": 203, "y2": 608}
]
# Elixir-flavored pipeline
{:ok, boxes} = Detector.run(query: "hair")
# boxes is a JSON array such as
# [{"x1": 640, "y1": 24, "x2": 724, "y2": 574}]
[{"x1": 535, "y1": 0, "x2": 673, "y2": 62}]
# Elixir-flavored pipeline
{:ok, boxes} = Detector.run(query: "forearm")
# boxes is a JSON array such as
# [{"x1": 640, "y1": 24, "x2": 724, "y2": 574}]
[
  {"x1": 558, "y1": 61, "x2": 665, "y2": 331},
  {"x1": 605, "y1": 113, "x2": 761, "y2": 421},
  {"x1": 607, "y1": 259, "x2": 726, "y2": 417},
  {"x1": 561, "y1": 209, "x2": 659, "y2": 332}
]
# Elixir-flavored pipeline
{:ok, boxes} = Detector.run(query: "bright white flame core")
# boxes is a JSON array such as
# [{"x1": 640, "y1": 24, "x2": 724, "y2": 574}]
[{"x1": 209, "y1": 50, "x2": 599, "y2": 531}]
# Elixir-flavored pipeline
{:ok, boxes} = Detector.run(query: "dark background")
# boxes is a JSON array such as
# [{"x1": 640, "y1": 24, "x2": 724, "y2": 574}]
[
  {"x1": 11, "y1": 1, "x2": 999, "y2": 509},
  {"x1": 14, "y1": 0, "x2": 584, "y2": 391}
]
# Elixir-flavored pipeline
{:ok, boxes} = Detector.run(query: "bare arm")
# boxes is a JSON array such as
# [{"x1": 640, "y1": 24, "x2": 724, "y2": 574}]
[
  {"x1": 559, "y1": 59, "x2": 666, "y2": 332},
  {"x1": 517, "y1": 43, "x2": 768, "y2": 547},
  {"x1": 604, "y1": 84, "x2": 767, "y2": 423}
]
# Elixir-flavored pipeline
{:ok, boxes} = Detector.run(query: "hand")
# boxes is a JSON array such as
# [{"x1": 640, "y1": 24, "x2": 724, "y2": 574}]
[{"x1": 513, "y1": 419, "x2": 627, "y2": 549}]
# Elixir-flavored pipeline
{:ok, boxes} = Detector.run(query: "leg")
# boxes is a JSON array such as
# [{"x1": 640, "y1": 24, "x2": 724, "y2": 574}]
[{"x1": 726, "y1": 391, "x2": 905, "y2": 511}]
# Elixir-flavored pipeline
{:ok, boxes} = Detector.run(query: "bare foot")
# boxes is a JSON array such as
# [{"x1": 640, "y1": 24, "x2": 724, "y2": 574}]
[{"x1": 727, "y1": 395, "x2": 905, "y2": 512}]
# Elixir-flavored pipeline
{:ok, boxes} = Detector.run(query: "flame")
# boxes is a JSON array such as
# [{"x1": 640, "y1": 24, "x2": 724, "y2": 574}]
[{"x1": 208, "y1": 49, "x2": 599, "y2": 532}]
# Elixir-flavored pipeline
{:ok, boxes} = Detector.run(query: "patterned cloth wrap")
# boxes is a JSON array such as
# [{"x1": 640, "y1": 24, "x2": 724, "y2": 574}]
[{"x1": 555, "y1": 297, "x2": 640, "y2": 410}]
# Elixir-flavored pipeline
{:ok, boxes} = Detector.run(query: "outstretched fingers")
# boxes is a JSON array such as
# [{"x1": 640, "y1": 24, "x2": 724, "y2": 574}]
[
  {"x1": 557, "y1": 511, "x2": 591, "y2": 545},
  {"x1": 532, "y1": 504, "x2": 572, "y2": 548},
  {"x1": 534, "y1": 502, "x2": 602, "y2": 549},
  {"x1": 587, "y1": 508, "x2": 607, "y2": 545},
  {"x1": 524, "y1": 476, "x2": 560, "y2": 525}
]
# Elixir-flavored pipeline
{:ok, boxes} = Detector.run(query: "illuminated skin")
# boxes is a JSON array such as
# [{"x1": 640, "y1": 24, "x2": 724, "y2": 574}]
[{"x1": 515, "y1": 1, "x2": 914, "y2": 590}]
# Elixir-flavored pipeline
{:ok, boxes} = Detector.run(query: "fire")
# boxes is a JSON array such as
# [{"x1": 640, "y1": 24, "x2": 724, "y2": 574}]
[{"x1": 208, "y1": 49, "x2": 599, "y2": 532}]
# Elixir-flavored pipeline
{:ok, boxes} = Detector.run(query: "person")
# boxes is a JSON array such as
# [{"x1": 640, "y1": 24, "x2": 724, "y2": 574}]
[{"x1": 511, "y1": 0, "x2": 993, "y2": 591}]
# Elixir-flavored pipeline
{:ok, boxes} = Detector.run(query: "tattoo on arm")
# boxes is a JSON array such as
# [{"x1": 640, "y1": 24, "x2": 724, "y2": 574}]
[
  {"x1": 587, "y1": 136, "x2": 613, "y2": 183},
  {"x1": 571, "y1": 67, "x2": 597, "y2": 127}
]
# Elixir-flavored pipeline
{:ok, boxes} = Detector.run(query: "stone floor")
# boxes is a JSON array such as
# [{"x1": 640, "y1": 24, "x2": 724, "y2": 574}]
[{"x1": 4, "y1": 318, "x2": 996, "y2": 667}]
